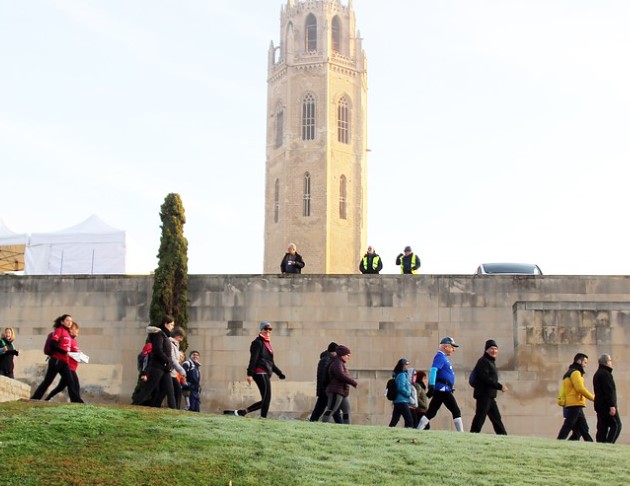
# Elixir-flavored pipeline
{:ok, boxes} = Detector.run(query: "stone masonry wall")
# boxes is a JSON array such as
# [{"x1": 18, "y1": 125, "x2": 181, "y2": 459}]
[{"x1": 0, "y1": 274, "x2": 628, "y2": 443}]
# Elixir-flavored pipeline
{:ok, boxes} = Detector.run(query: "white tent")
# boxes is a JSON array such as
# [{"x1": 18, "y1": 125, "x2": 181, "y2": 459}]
[
  {"x1": 24, "y1": 215, "x2": 126, "y2": 275},
  {"x1": 0, "y1": 219, "x2": 28, "y2": 272}
]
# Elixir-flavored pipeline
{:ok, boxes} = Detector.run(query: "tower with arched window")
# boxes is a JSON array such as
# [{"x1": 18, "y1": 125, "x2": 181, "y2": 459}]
[{"x1": 263, "y1": 0, "x2": 367, "y2": 274}]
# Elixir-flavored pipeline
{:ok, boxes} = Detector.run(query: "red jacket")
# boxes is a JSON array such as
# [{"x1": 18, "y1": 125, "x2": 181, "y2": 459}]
[{"x1": 50, "y1": 326, "x2": 72, "y2": 363}]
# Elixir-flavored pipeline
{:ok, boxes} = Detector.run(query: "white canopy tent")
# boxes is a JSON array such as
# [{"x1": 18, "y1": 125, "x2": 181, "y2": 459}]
[
  {"x1": 24, "y1": 215, "x2": 126, "y2": 275},
  {"x1": 0, "y1": 219, "x2": 28, "y2": 272}
]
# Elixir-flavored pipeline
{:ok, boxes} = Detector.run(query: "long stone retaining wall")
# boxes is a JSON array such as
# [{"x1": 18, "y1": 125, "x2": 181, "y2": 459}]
[{"x1": 0, "y1": 274, "x2": 628, "y2": 442}]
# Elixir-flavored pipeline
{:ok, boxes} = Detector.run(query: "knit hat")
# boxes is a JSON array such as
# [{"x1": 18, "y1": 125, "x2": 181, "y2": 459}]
[
  {"x1": 485, "y1": 339, "x2": 498, "y2": 350},
  {"x1": 327, "y1": 342, "x2": 338, "y2": 353},
  {"x1": 336, "y1": 345, "x2": 351, "y2": 357},
  {"x1": 259, "y1": 321, "x2": 272, "y2": 331},
  {"x1": 404, "y1": 246, "x2": 412, "y2": 252}
]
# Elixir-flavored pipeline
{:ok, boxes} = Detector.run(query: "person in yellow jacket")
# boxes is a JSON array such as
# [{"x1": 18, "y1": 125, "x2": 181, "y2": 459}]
[{"x1": 557, "y1": 353, "x2": 595, "y2": 441}]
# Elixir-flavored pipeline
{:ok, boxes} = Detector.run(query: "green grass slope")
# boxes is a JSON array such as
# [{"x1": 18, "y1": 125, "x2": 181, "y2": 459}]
[{"x1": 0, "y1": 401, "x2": 627, "y2": 486}]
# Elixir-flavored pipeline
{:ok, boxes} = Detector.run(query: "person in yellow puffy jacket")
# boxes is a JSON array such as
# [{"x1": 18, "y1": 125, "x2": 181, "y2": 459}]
[{"x1": 557, "y1": 353, "x2": 595, "y2": 440}]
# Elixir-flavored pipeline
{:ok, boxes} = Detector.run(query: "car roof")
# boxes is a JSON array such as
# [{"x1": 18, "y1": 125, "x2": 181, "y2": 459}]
[{"x1": 477, "y1": 263, "x2": 542, "y2": 275}]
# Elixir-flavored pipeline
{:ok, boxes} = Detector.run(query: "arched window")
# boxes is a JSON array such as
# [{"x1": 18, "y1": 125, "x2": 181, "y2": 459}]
[
  {"x1": 331, "y1": 16, "x2": 341, "y2": 53},
  {"x1": 303, "y1": 172, "x2": 311, "y2": 217},
  {"x1": 339, "y1": 175, "x2": 347, "y2": 220},
  {"x1": 337, "y1": 96, "x2": 350, "y2": 144},
  {"x1": 306, "y1": 14, "x2": 317, "y2": 51},
  {"x1": 302, "y1": 93, "x2": 316, "y2": 141},
  {"x1": 274, "y1": 179, "x2": 280, "y2": 223},
  {"x1": 275, "y1": 105, "x2": 284, "y2": 148}
]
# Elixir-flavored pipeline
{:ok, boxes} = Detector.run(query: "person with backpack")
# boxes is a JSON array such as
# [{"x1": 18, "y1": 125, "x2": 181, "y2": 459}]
[
  {"x1": 45, "y1": 321, "x2": 84, "y2": 402},
  {"x1": 131, "y1": 316, "x2": 177, "y2": 409},
  {"x1": 31, "y1": 314, "x2": 84, "y2": 402},
  {"x1": 557, "y1": 352, "x2": 594, "y2": 441},
  {"x1": 309, "y1": 342, "x2": 342, "y2": 423},
  {"x1": 410, "y1": 369, "x2": 430, "y2": 429},
  {"x1": 469, "y1": 339, "x2": 508, "y2": 434},
  {"x1": 182, "y1": 350, "x2": 201, "y2": 412},
  {"x1": 389, "y1": 358, "x2": 414, "y2": 428}
]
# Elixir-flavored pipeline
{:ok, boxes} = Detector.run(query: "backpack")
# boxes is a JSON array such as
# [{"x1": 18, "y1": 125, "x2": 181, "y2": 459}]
[
  {"x1": 43, "y1": 331, "x2": 55, "y2": 356},
  {"x1": 385, "y1": 377, "x2": 398, "y2": 401},
  {"x1": 137, "y1": 342, "x2": 153, "y2": 373},
  {"x1": 468, "y1": 368, "x2": 478, "y2": 388}
]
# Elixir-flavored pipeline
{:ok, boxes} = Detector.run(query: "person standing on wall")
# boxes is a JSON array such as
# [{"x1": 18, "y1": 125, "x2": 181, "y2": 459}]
[
  {"x1": 224, "y1": 321, "x2": 285, "y2": 418},
  {"x1": 593, "y1": 353, "x2": 622, "y2": 443},
  {"x1": 280, "y1": 243, "x2": 305, "y2": 274},
  {"x1": 417, "y1": 337, "x2": 464, "y2": 432},
  {"x1": 359, "y1": 246, "x2": 383, "y2": 274},
  {"x1": 395, "y1": 246, "x2": 420, "y2": 274},
  {"x1": 470, "y1": 339, "x2": 508, "y2": 434},
  {"x1": 557, "y1": 353, "x2": 594, "y2": 441}
]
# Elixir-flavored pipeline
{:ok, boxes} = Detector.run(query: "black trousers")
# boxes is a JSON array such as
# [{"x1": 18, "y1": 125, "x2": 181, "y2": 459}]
[
  {"x1": 45, "y1": 370, "x2": 81, "y2": 402},
  {"x1": 132, "y1": 366, "x2": 176, "y2": 409},
  {"x1": 309, "y1": 394, "x2": 342, "y2": 423},
  {"x1": 596, "y1": 411, "x2": 622, "y2": 443},
  {"x1": 247, "y1": 373, "x2": 272, "y2": 418},
  {"x1": 470, "y1": 395, "x2": 507, "y2": 434},
  {"x1": 426, "y1": 390, "x2": 461, "y2": 420},
  {"x1": 389, "y1": 402, "x2": 414, "y2": 428},
  {"x1": 32, "y1": 358, "x2": 83, "y2": 402},
  {"x1": 558, "y1": 406, "x2": 592, "y2": 441}
]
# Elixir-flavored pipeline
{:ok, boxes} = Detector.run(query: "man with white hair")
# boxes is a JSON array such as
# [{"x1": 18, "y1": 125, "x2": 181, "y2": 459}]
[{"x1": 593, "y1": 353, "x2": 622, "y2": 443}]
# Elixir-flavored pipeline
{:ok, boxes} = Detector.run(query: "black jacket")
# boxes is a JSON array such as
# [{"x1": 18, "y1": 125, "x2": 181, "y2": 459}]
[
  {"x1": 316, "y1": 350, "x2": 334, "y2": 396},
  {"x1": 593, "y1": 364, "x2": 617, "y2": 413},
  {"x1": 247, "y1": 335, "x2": 284, "y2": 378},
  {"x1": 359, "y1": 253, "x2": 383, "y2": 274},
  {"x1": 472, "y1": 353, "x2": 503, "y2": 399},
  {"x1": 281, "y1": 252, "x2": 305, "y2": 274},
  {"x1": 148, "y1": 328, "x2": 174, "y2": 372}
]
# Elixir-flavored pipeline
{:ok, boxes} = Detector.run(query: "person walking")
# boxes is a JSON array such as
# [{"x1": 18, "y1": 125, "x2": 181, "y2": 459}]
[
  {"x1": 410, "y1": 370, "x2": 430, "y2": 429},
  {"x1": 162, "y1": 326, "x2": 187, "y2": 410},
  {"x1": 417, "y1": 337, "x2": 464, "y2": 432},
  {"x1": 557, "y1": 353, "x2": 594, "y2": 441},
  {"x1": 280, "y1": 243, "x2": 305, "y2": 274},
  {"x1": 0, "y1": 327, "x2": 19, "y2": 379},
  {"x1": 470, "y1": 339, "x2": 508, "y2": 434},
  {"x1": 31, "y1": 314, "x2": 83, "y2": 403},
  {"x1": 182, "y1": 350, "x2": 201, "y2": 412},
  {"x1": 395, "y1": 246, "x2": 420, "y2": 274},
  {"x1": 389, "y1": 358, "x2": 415, "y2": 428},
  {"x1": 45, "y1": 320, "x2": 84, "y2": 402},
  {"x1": 359, "y1": 246, "x2": 383, "y2": 274},
  {"x1": 309, "y1": 342, "x2": 342, "y2": 423},
  {"x1": 131, "y1": 316, "x2": 177, "y2": 409},
  {"x1": 593, "y1": 353, "x2": 622, "y2": 443},
  {"x1": 322, "y1": 345, "x2": 357, "y2": 424},
  {"x1": 224, "y1": 321, "x2": 285, "y2": 418}
]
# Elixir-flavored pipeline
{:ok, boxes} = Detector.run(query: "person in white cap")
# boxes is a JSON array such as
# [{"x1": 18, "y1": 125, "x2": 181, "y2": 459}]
[{"x1": 417, "y1": 337, "x2": 464, "y2": 432}]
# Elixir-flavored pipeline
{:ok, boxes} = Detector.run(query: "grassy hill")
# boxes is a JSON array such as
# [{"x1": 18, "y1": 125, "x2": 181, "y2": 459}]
[{"x1": 0, "y1": 401, "x2": 627, "y2": 486}]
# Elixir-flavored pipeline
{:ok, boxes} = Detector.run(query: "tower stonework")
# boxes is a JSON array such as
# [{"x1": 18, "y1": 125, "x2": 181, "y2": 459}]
[{"x1": 263, "y1": 0, "x2": 367, "y2": 274}]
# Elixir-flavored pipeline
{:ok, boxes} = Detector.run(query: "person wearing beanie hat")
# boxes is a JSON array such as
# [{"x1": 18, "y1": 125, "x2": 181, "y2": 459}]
[
  {"x1": 223, "y1": 321, "x2": 285, "y2": 418},
  {"x1": 309, "y1": 342, "x2": 342, "y2": 423},
  {"x1": 417, "y1": 337, "x2": 464, "y2": 432},
  {"x1": 322, "y1": 344, "x2": 357, "y2": 424},
  {"x1": 395, "y1": 246, "x2": 421, "y2": 274},
  {"x1": 470, "y1": 339, "x2": 508, "y2": 434},
  {"x1": 389, "y1": 358, "x2": 415, "y2": 428}
]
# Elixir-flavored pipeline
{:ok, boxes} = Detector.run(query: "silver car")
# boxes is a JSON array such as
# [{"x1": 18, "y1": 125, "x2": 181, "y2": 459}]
[{"x1": 476, "y1": 263, "x2": 543, "y2": 275}]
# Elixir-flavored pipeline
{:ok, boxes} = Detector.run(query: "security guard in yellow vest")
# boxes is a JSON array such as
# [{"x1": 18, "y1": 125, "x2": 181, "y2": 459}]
[
  {"x1": 396, "y1": 246, "x2": 421, "y2": 274},
  {"x1": 359, "y1": 246, "x2": 383, "y2": 274}
]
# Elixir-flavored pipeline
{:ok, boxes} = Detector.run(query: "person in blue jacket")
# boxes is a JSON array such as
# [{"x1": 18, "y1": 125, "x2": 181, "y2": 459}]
[
  {"x1": 417, "y1": 337, "x2": 464, "y2": 432},
  {"x1": 389, "y1": 358, "x2": 414, "y2": 428}
]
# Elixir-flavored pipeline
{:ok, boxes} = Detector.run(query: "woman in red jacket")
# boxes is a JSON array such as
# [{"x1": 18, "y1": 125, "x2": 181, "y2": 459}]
[{"x1": 322, "y1": 345, "x2": 358, "y2": 424}]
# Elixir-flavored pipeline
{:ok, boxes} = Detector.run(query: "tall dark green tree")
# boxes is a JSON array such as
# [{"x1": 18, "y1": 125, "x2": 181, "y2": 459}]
[{"x1": 150, "y1": 193, "x2": 189, "y2": 350}]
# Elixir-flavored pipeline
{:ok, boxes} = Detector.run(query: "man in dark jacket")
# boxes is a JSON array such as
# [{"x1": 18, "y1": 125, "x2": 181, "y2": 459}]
[
  {"x1": 309, "y1": 342, "x2": 342, "y2": 422},
  {"x1": 593, "y1": 353, "x2": 622, "y2": 443},
  {"x1": 470, "y1": 339, "x2": 508, "y2": 434},
  {"x1": 359, "y1": 246, "x2": 383, "y2": 274},
  {"x1": 395, "y1": 246, "x2": 420, "y2": 274}
]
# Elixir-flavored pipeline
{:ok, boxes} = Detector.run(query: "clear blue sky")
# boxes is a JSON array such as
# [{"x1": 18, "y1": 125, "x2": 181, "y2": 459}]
[{"x1": 2, "y1": 1, "x2": 629, "y2": 275}]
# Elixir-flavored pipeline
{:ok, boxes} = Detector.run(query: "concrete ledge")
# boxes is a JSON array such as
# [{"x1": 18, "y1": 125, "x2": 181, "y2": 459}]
[{"x1": 0, "y1": 375, "x2": 31, "y2": 402}]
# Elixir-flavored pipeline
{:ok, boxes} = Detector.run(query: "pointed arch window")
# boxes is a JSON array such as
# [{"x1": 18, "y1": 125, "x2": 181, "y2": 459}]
[
  {"x1": 306, "y1": 14, "x2": 317, "y2": 51},
  {"x1": 331, "y1": 16, "x2": 341, "y2": 53},
  {"x1": 302, "y1": 93, "x2": 316, "y2": 141},
  {"x1": 303, "y1": 172, "x2": 311, "y2": 217},
  {"x1": 274, "y1": 178, "x2": 280, "y2": 223},
  {"x1": 275, "y1": 105, "x2": 284, "y2": 148},
  {"x1": 339, "y1": 175, "x2": 347, "y2": 220},
  {"x1": 337, "y1": 96, "x2": 350, "y2": 144}
]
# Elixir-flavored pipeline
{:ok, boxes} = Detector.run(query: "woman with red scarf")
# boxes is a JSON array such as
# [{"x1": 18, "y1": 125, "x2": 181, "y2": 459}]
[{"x1": 225, "y1": 321, "x2": 285, "y2": 417}]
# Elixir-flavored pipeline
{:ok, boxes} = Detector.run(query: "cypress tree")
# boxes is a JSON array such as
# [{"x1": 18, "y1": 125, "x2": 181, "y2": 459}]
[{"x1": 149, "y1": 193, "x2": 189, "y2": 350}]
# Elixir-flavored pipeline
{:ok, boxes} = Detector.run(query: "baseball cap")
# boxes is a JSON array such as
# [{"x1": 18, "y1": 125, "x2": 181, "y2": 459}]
[{"x1": 440, "y1": 336, "x2": 459, "y2": 347}]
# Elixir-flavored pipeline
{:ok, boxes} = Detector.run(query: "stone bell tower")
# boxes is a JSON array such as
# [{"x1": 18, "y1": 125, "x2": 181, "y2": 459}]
[{"x1": 263, "y1": 0, "x2": 368, "y2": 274}]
